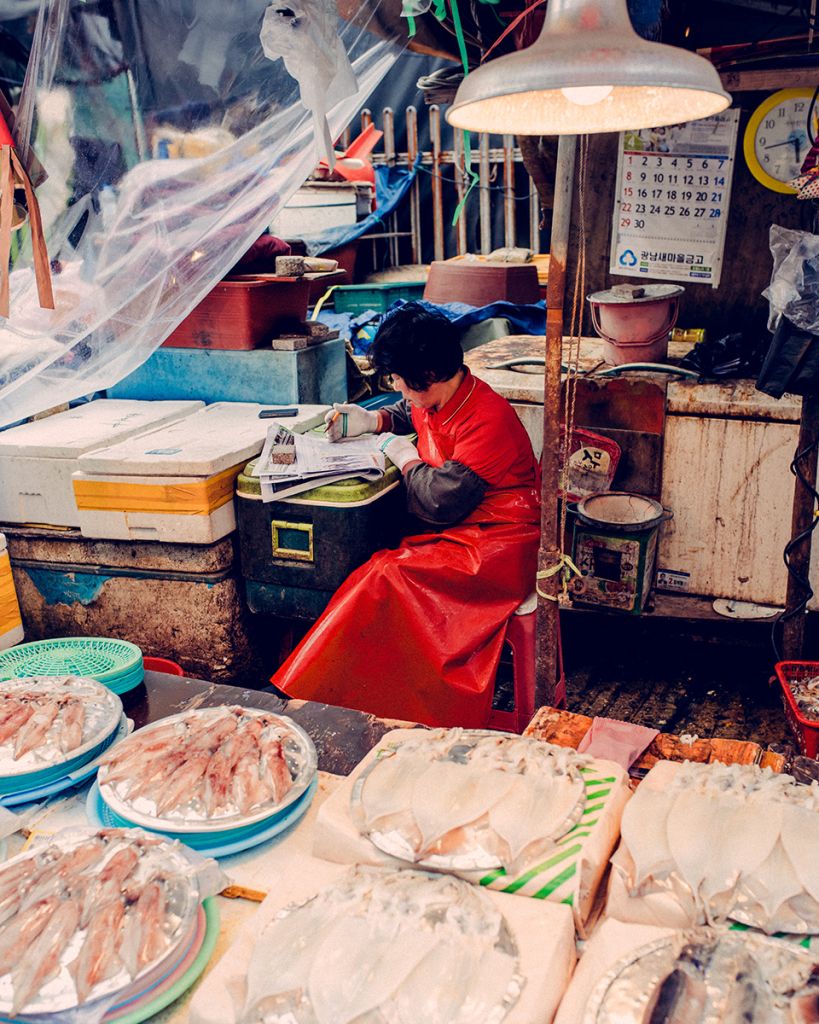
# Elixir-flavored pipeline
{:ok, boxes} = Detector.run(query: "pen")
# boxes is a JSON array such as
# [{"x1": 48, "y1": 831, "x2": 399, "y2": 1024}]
[{"x1": 325, "y1": 410, "x2": 340, "y2": 433}]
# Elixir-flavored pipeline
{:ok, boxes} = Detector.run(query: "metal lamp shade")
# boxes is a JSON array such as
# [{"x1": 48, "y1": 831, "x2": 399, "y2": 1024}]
[{"x1": 446, "y1": 0, "x2": 731, "y2": 135}]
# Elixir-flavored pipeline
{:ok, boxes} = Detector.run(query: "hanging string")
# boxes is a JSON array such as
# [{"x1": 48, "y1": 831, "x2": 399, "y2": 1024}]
[{"x1": 537, "y1": 135, "x2": 589, "y2": 601}]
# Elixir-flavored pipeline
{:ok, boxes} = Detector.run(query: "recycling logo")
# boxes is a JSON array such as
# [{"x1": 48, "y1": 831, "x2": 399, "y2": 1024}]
[{"x1": 619, "y1": 249, "x2": 637, "y2": 267}]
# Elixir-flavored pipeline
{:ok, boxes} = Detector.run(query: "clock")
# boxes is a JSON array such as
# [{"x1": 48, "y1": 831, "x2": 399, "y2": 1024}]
[{"x1": 743, "y1": 88, "x2": 819, "y2": 193}]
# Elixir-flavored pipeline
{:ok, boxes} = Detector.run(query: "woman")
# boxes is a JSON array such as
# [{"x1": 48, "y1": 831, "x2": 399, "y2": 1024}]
[{"x1": 271, "y1": 303, "x2": 540, "y2": 727}]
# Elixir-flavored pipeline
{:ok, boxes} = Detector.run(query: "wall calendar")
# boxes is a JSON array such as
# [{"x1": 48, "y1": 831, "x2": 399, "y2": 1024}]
[{"x1": 609, "y1": 109, "x2": 740, "y2": 289}]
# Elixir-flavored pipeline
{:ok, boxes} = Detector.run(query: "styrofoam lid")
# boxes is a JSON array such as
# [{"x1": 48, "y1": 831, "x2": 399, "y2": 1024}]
[
  {"x1": 0, "y1": 400, "x2": 204, "y2": 458},
  {"x1": 77, "y1": 403, "x2": 330, "y2": 477},
  {"x1": 587, "y1": 283, "x2": 684, "y2": 305}
]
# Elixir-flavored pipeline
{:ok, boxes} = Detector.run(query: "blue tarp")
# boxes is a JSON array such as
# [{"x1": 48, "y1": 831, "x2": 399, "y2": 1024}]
[
  {"x1": 299, "y1": 158, "x2": 421, "y2": 256},
  {"x1": 318, "y1": 297, "x2": 546, "y2": 355}
]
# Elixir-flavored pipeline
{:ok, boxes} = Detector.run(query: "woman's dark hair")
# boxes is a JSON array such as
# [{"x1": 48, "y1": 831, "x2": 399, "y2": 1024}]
[{"x1": 368, "y1": 302, "x2": 463, "y2": 391}]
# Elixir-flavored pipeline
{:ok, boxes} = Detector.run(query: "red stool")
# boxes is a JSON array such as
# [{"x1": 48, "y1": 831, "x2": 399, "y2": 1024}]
[
  {"x1": 143, "y1": 656, "x2": 185, "y2": 677},
  {"x1": 486, "y1": 596, "x2": 567, "y2": 734}
]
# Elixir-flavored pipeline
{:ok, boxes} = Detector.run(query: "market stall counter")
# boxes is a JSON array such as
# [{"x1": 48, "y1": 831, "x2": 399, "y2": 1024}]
[{"x1": 123, "y1": 669, "x2": 423, "y2": 777}]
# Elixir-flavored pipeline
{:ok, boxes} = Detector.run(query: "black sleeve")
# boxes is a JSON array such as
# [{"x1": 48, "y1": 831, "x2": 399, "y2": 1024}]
[
  {"x1": 383, "y1": 399, "x2": 414, "y2": 435},
  {"x1": 403, "y1": 460, "x2": 489, "y2": 526}
]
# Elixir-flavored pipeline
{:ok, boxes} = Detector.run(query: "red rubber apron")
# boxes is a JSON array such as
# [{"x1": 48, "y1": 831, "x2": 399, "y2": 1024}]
[{"x1": 272, "y1": 371, "x2": 541, "y2": 727}]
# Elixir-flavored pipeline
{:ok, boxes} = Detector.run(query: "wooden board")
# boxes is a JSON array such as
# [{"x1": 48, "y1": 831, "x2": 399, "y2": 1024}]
[{"x1": 659, "y1": 412, "x2": 797, "y2": 606}]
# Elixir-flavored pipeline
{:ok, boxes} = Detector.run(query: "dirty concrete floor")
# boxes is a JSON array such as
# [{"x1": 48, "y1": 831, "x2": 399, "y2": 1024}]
[{"x1": 558, "y1": 610, "x2": 794, "y2": 750}]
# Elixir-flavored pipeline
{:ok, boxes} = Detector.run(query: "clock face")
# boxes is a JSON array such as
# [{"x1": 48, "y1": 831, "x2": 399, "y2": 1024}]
[{"x1": 744, "y1": 89, "x2": 819, "y2": 193}]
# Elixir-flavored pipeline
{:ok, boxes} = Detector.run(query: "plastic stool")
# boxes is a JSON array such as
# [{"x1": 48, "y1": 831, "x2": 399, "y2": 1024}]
[
  {"x1": 486, "y1": 596, "x2": 567, "y2": 734},
  {"x1": 143, "y1": 656, "x2": 185, "y2": 677}
]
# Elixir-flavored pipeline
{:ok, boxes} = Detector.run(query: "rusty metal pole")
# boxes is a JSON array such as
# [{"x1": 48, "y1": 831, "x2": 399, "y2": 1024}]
[
  {"x1": 535, "y1": 134, "x2": 576, "y2": 709},
  {"x1": 782, "y1": 393, "x2": 819, "y2": 658}
]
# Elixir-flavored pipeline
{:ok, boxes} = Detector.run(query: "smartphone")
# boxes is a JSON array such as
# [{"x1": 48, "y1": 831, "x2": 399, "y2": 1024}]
[{"x1": 259, "y1": 408, "x2": 299, "y2": 418}]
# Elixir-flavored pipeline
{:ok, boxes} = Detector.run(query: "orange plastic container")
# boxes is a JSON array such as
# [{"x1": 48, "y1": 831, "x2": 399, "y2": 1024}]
[
  {"x1": 774, "y1": 661, "x2": 819, "y2": 757},
  {"x1": 163, "y1": 275, "x2": 310, "y2": 350}
]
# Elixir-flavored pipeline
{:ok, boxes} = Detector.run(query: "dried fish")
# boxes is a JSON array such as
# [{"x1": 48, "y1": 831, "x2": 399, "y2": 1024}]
[
  {"x1": 587, "y1": 928, "x2": 819, "y2": 1024},
  {"x1": 71, "y1": 898, "x2": 126, "y2": 1003},
  {"x1": 358, "y1": 730, "x2": 589, "y2": 871},
  {"x1": 80, "y1": 846, "x2": 139, "y2": 926},
  {"x1": 241, "y1": 867, "x2": 522, "y2": 1024},
  {"x1": 11, "y1": 897, "x2": 81, "y2": 1014},
  {"x1": 614, "y1": 761, "x2": 819, "y2": 933},
  {"x1": 99, "y1": 706, "x2": 306, "y2": 823},
  {"x1": 0, "y1": 896, "x2": 60, "y2": 975}
]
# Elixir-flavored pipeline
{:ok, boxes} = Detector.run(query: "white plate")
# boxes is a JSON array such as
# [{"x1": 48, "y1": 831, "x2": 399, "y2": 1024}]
[
  {"x1": 0, "y1": 827, "x2": 200, "y2": 1018},
  {"x1": 98, "y1": 706, "x2": 317, "y2": 833},
  {"x1": 0, "y1": 675, "x2": 123, "y2": 780}
]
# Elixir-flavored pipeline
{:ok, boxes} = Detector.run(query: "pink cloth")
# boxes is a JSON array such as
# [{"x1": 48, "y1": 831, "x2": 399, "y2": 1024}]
[{"x1": 577, "y1": 717, "x2": 658, "y2": 770}]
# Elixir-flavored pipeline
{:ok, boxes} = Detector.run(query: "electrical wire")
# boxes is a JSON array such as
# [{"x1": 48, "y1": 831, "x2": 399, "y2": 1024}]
[{"x1": 771, "y1": 435, "x2": 819, "y2": 661}]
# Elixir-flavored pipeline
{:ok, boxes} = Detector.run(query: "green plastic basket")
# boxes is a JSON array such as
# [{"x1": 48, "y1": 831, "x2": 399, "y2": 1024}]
[{"x1": 0, "y1": 637, "x2": 144, "y2": 695}]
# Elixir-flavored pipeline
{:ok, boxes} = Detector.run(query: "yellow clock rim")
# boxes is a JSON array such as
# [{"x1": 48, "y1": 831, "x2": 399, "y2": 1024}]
[{"x1": 743, "y1": 87, "x2": 816, "y2": 194}]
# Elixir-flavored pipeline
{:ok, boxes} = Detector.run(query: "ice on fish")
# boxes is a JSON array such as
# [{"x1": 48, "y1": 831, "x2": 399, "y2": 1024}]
[{"x1": 620, "y1": 785, "x2": 676, "y2": 889}]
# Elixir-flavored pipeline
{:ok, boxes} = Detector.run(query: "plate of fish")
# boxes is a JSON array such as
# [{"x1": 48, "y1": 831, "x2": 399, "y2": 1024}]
[
  {"x1": 614, "y1": 760, "x2": 819, "y2": 935},
  {"x1": 351, "y1": 729, "x2": 589, "y2": 872},
  {"x1": 0, "y1": 713, "x2": 131, "y2": 807},
  {"x1": 97, "y1": 706, "x2": 317, "y2": 834},
  {"x1": 240, "y1": 865, "x2": 524, "y2": 1024},
  {"x1": 582, "y1": 927, "x2": 819, "y2": 1023},
  {"x1": 0, "y1": 675, "x2": 123, "y2": 794},
  {"x1": 88, "y1": 774, "x2": 319, "y2": 858},
  {"x1": 0, "y1": 827, "x2": 204, "y2": 1019},
  {"x1": 103, "y1": 898, "x2": 220, "y2": 1024}
]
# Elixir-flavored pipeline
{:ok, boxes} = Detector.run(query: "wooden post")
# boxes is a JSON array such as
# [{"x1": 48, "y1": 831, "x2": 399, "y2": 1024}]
[
  {"x1": 535, "y1": 134, "x2": 576, "y2": 708},
  {"x1": 782, "y1": 392, "x2": 819, "y2": 658}
]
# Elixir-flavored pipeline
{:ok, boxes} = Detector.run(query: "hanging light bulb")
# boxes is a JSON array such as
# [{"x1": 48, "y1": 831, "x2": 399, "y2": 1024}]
[{"x1": 447, "y1": 0, "x2": 730, "y2": 136}]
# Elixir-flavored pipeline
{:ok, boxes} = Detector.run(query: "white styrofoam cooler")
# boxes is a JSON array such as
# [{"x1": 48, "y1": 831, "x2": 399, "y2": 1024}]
[
  {"x1": 0, "y1": 399, "x2": 203, "y2": 527},
  {"x1": 73, "y1": 402, "x2": 329, "y2": 544},
  {"x1": 0, "y1": 533, "x2": 23, "y2": 649}
]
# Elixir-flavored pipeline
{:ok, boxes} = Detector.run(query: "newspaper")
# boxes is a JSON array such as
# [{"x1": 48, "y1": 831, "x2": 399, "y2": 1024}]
[{"x1": 254, "y1": 426, "x2": 386, "y2": 501}]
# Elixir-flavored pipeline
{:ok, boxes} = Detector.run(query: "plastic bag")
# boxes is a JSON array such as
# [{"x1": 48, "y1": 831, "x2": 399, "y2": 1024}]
[
  {"x1": 260, "y1": 0, "x2": 358, "y2": 169},
  {"x1": 762, "y1": 224, "x2": 819, "y2": 334}
]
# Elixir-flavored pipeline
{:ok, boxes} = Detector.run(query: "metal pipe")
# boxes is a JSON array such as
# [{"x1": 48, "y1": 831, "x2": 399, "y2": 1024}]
[
  {"x1": 430, "y1": 105, "x2": 445, "y2": 262},
  {"x1": 530, "y1": 177, "x2": 540, "y2": 253},
  {"x1": 535, "y1": 134, "x2": 577, "y2": 711},
  {"x1": 479, "y1": 133, "x2": 491, "y2": 255},
  {"x1": 383, "y1": 108, "x2": 400, "y2": 266},
  {"x1": 503, "y1": 134, "x2": 516, "y2": 247},
  {"x1": 406, "y1": 106, "x2": 421, "y2": 265}
]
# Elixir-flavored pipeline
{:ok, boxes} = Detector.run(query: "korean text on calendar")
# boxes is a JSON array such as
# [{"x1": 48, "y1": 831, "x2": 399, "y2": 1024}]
[{"x1": 609, "y1": 109, "x2": 740, "y2": 289}]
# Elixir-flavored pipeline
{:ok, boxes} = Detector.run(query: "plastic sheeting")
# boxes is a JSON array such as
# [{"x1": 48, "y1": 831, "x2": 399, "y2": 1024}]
[{"x1": 0, "y1": 0, "x2": 405, "y2": 427}]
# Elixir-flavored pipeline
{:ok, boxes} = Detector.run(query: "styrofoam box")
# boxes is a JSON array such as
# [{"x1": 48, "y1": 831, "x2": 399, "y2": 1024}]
[
  {"x1": 73, "y1": 402, "x2": 329, "y2": 544},
  {"x1": 0, "y1": 399, "x2": 204, "y2": 527},
  {"x1": 0, "y1": 533, "x2": 23, "y2": 649}
]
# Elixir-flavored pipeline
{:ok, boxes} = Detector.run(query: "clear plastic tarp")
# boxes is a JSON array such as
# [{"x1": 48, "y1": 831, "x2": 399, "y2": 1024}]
[{"x1": 0, "y1": 0, "x2": 405, "y2": 427}]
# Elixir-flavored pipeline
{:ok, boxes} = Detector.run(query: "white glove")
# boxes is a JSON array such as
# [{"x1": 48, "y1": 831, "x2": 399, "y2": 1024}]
[
  {"x1": 323, "y1": 402, "x2": 379, "y2": 442},
  {"x1": 377, "y1": 433, "x2": 421, "y2": 472}
]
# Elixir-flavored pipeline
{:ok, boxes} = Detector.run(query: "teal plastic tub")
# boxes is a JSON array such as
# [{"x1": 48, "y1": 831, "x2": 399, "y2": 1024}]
[{"x1": 333, "y1": 281, "x2": 426, "y2": 315}]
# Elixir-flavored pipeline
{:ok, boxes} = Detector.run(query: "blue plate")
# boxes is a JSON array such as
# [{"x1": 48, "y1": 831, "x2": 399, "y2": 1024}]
[
  {"x1": 87, "y1": 775, "x2": 317, "y2": 858},
  {"x1": 0, "y1": 715, "x2": 129, "y2": 807}
]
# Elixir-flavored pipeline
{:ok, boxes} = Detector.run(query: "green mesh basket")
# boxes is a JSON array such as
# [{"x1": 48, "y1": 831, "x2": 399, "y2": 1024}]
[{"x1": 0, "y1": 637, "x2": 144, "y2": 695}]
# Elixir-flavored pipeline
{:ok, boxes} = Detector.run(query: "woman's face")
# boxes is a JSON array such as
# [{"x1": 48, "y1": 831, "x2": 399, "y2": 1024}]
[{"x1": 389, "y1": 372, "x2": 452, "y2": 411}]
